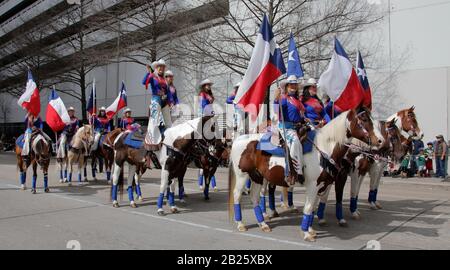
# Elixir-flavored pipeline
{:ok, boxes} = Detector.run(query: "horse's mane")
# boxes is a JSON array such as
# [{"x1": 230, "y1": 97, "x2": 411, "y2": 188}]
[{"x1": 315, "y1": 110, "x2": 350, "y2": 154}]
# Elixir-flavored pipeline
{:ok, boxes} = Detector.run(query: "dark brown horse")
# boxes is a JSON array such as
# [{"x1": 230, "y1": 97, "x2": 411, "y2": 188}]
[
  {"x1": 15, "y1": 132, "x2": 51, "y2": 194},
  {"x1": 228, "y1": 107, "x2": 383, "y2": 241}
]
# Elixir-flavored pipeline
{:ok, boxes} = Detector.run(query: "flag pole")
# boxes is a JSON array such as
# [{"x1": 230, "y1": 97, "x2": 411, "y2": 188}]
[
  {"x1": 52, "y1": 85, "x2": 59, "y2": 156},
  {"x1": 92, "y1": 78, "x2": 96, "y2": 140}
]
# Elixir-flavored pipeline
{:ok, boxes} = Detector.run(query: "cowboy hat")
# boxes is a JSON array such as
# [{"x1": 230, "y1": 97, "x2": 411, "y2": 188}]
[
  {"x1": 280, "y1": 75, "x2": 299, "y2": 89},
  {"x1": 99, "y1": 106, "x2": 106, "y2": 111},
  {"x1": 303, "y1": 78, "x2": 318, "y2": 87},
  {"x1": 436, "y1": 135, "x2": 444, "y2": 139},
  {"x1": 154, "y1": 59, "x2": 166, "y2": 68},
  {"x1": 68, "y1": 106, "x2": 75, "y2": 111},
  {"x1": 199, "y1": 79, "x2": 213, "y2": 87},
  {"x1": 124, "y1": 108, "x2": 132, "y2": 113},
  {"x1": 164, "y1": 70, "x2": 174, "y2": 77},
  {"x1": 150, "y1": 61, "x2": 158, "y2": 70}
]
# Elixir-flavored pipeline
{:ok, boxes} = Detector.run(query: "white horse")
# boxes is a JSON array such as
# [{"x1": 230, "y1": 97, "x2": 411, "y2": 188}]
[
  {"x1": 228, "y1": 108, "x2": 382, "y2": 241},
  {"x1": 65, "y1": 125, "x2": 93, "y2": 186}
]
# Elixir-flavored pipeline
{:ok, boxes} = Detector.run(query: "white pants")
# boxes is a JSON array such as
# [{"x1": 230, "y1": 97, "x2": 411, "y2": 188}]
[
  {"x1": 279, "y1": 128, "x2": 304, "y2": 175},
  {"x1": 58, "y1": 134, "x2": 68, "y2": 158},
  {"x1": 146, "y1": 100, "x2": 172, "y2": 145},
  {"x1": 91, "y1": 132, "x2": 101, "y2": 151},
  {"x1": 21, "y1": 129, "x2": 31, "y2": 156}
]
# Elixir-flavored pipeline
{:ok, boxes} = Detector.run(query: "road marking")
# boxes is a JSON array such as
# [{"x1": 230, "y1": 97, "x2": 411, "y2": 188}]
[{"x1": 2, "y1": 183, "x2": 330, "y2": 250}]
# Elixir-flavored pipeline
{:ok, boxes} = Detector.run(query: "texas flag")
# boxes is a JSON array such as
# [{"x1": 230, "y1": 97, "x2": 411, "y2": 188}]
[
  {"x1": 106, "y1": 81, "x2": 127, "y2": 118},
  {"x1": 356, "y1": 51, "x2": 372, "y2": 110},
  {"x1": 234, "y1": 14, "x2": 286, "y2": 118},
  {"x1": 86, "y1": 81, "x2": 96, "y2": 115},
  {"x1": 46, "y1": 89, "x2": 71, "y2": 132},
  {"x1": 17, "y1": 70, "x2": 41, "y2": 117},
  {"x1": 287, "y1": 32, "x2": 304, "y2": 78},
  {"x1": 318, "y1": 38, "x2": 364, "y2": 111}
]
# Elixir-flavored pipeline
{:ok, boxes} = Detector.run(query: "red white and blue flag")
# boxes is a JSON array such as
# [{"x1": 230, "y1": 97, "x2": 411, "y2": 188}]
[
  {"x1": 17, "y1": 70, "x2": 41, "y2": 117},
  {"x1": 46, "y1": 89, "x2": 71, "y2": 132},
  {"x1": 234, "y1": 14, "x2": 286, "y2": 118},
  {"x1": 106, "y1": 81, "x2": 127, "y2": 118},
  {"x1": 356, "y1": 51, "x2": 372, "y2": 110},
  {"x1": 318, "y1": 38, "x2": 364, "y2": 111},
  {"x1": 87, "y1": 80, "x2": 97, "y2": 115}
]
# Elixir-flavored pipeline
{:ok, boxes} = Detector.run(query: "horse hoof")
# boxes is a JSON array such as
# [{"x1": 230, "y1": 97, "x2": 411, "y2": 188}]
[
  {"x1": 64, "y1": 178, "x2": 68, "y2": 183},
  {"x1": 170, "y1": 207, "x2": 179, "y2": 214},
  {"x1": 31, "y1": 189, "x2": 36, "y2": 194},
  {"x1": 269, "y1": 211, "x2": 279, "y2": 219},
  {"x1": 59, "y1": 180, "x2": 63, "y2": 183},
  {"x1": 338, "y1": 219, "x2": 348, "y2": 227},
  {"x1": 263, "y1": 213, "x2": 271, "y2": 222},
  {"x1": 318, "y1": 219, "x2": 328, "y2": 227},
  {"x1": 137, "y1": 196, "x2": 144, "y2": 202},
  {"x1": 157, "y1": 209, "x2": 165, "y2": 216},
  {"x1": 369, "y1": 202, "x2": 378, "y2": 210},
  {"x1": 213, "y1": 187, "x2": 218, "y2": 192},
  {"x1": 112, "y1": 201, "x2": 119, "y2": 208},
  {"x1": 281, "y1": 203, "x2": 289, "y2": 210},
  {"x1": 351, "y1": 212, "x2": 361, "y2": 220},
  {"x1": 199, "y1": 186, "x2": 204, "y2": 191},
  {"x1": 237, "y1": 224, "x2": 247, "y2": 232},
  {"x1": 308, "y1": 228, "x2": 317, "y2": 237},
  {"x1": 20, "y1": 184, "x2": 26, "y2": 190},
  {"x1": 260, "y1": 224, "x2": 272, "y2": 233},
  {"x1": 130, "y1": 202, "x2": 138, "y2": 208},
  {"x1": 44, "y1": 188, "x2": 50, "y2": 193},
  {"x1": 375, "y1": 202, "x2": 383, "y2": 209},
  {"x1": 302, "y1": 232, "x2": 316, "y2": 242}
]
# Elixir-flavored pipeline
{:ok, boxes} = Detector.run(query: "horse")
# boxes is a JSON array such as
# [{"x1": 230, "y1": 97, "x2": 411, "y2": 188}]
[
  {"x1": 88, "y1": 130, "x2": 114, "y2": 183},
  {"x1": 315, "y1": 118, "x2": 405, "y2": 226},
  {"x1": 228, "y1": 107, "x2": 383, "y2": 241},
  {"x1": 348, "y1": 107, "x2": 421, "y2": 216},
  {"x1": 154, "y1": 115, "x2": 229, "y2": 215},
  {"x1": 15, "y1": 132, "x2": 51, "y2": 193},
  {"x1": 64, "y1": 125, "x2": 93, "y2": 186}
]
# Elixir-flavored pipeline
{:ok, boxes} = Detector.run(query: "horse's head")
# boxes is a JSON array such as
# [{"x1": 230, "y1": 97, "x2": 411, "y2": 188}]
[
  {"x1": 80, "y1": 125, "x2": 94, "y2": 144},
  {"x1": 347, "y1": 106, "x2": 384, "y2": 149},
  {"x1": 382, "y1": 118, "x2": 409, "y2": 162},
  {"x1": 396, "y1": 106, "x2": 423, "y2": 140},
  {"x1": 32, "y1": 136, "x2": 51, "y2": 171}
]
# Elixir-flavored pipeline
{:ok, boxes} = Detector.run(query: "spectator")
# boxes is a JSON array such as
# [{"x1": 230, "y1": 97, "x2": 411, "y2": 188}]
[
  {"x1": 411, "y1": 139, "x2": 424, "y2": 176},
  {"x1": 424, "y1": 142, "x2": 434, "y2": 177},
  {"x1": 416, "y1": 149, "x2": 426, "y2": 177},
  {"x1": 434, "y1": 135, "x2": 448, "y2": 179},
  {"x1": 400, "y1": 154, "x2": 410, "y2": 178}
]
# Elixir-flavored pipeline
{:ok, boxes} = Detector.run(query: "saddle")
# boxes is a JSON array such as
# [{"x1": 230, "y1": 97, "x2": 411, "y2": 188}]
[{"x1": 124, "y1": 132, "x2": 145, "y2": 149}]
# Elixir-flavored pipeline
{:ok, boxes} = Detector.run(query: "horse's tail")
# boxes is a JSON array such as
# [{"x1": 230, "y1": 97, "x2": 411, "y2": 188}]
[{"x1": 228, "y1": 161, "x2": 235, "y2": 223}]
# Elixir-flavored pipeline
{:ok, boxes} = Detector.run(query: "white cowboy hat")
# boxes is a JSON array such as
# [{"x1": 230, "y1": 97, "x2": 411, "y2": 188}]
[
  {"x1": 199, "y1": 79, "x2": 213, "y2": 87},
  {"x1": 68, "y1": 106, "x2": 75, "y2": 111},
  {"x1": 124, "y1": 108, "x2": 132, "y2": 113},
  {"x1": 151, "y1": 61, "x2": 158, "y2": 70},
  {"x1": 280, "y1": 75, "x2": 299, "y2": 89},
  {"x1": 99, "y1": 106, "x2": 106, "y2": 111},
  {"x1": 303, "y1": 78, "x2": 318, "y2": 87},
  {"x1": 154, "y1": 59, "x2": 166, "y2": 68},
  {"x1": 164, "y1": 70, "x2": 174, "y2": 77},
  {"x1": 234, "y1": 82, "x2": 241, "y2": 88}
]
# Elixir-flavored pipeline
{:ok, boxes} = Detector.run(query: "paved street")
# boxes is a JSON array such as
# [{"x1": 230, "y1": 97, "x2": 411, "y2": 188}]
[{"x1": 0, "y1": 152, "x2": 449, "y2": 250}]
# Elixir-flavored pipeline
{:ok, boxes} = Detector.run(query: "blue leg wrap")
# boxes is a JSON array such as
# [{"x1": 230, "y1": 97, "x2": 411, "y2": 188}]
[
  {"x1": 92, "y1": 169, "x2": 96, "y2": 178},
  {"x1": 198, "y1": 174, "x2": 203, "y2": 186},
  {"x1": 68, "y1": 172, "x2": 72, "y2": 182},
  {"x1": 59, "y1": 170, "x2": 63, "y2": 180},
  {"x1": 368, "y1": 190, "x2": 376, "y2": 203},
  {"x1": 317, "y1": 202, "x2": 326, "y2": 219},
  {"x1": 78, "y1": 173, "x2": 81, "y2": 182},
  {"x1": 211, "y1": 175, "x2": 216, "y2": 188},
  {"x1": 336, "y1": 202, "x2": 343, "y2": 220},
  {"x1": 20, "y1": 172, "x2": 26, "y2": 185},
  {"x1": 374, "y1": 189, "x2": 378, "y2": 202},
  {"x1": 157, "y1": 193, "x2": 164, "y2": 209},
  {"x1": 254, "y1": 206, "x2": 264, "y2": 223},
  {"x1": 203, "y1": 185, "x2": 209, "y2": 198},
  {"x1": 83, "y1": 167, "x2": 87, "y2": 177},
  {"x1": 288, "y1": 191, "x2": 294, "y2": 207},
  {"x1": 246, "y1": 179, "x2": 251, "y2": 189},
  {"x1": 166, "y1": 187, "x2": 170, "y2": 200},
  {"x1": 44, "y1": 174, "x2": 48, "y2": 189},
  {"x1": 32, "y1": 175, "x2": 37, "y2": 189},
  {"x1": 280, "y1": 193, "x2": 284, "y2": 202},
  {"x1": 64, "y1": 170, "x2": 67, "y2": 179},
  {"x1": 179, "y1": 186, "x2": 184, "y2": 200},
  {"x1": 259, "y1": 196, "x2": 266, "y2": 213},
  {"x1": 135, "y1": 184, "x2": 142, "y2": 197},
  {"x1": 350, "y1": 197, "x2": 358, "y2": 213},
  {"x1": 268, "y1": 190, "x2": 276, "y2": 211},
  {"x1": 301, "y1": 214, "x2": 313, "y2": 231},
  {"x1": 127, "y1": 186, "x2": 134, "y2": 202},
  {"x1": 309, "y1": 212, "x2": 315, "y2": 227},
  {"x1": 112, "y1": 185, "x2": 118, "y2": 201},
  {"x1": 234, "y1": 204, "x2": 242, "y2": 222},
  {"x1": 106, "y1": 171, "x2": 111, "y2": 181},
  {"x1": 168, "y1": 192, "x2": 175, "y2": 206}
]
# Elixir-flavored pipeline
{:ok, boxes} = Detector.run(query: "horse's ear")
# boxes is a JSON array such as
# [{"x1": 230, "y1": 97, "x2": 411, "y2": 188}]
[
  {"x1": 392, "y1": 117, "x2": 398, "y2": 125},
  {"x1": 409, "y1": 105, "x2": 415, "y2": 111}
]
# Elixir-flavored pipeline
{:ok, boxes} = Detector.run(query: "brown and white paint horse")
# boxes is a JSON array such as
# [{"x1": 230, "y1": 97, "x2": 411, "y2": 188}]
[
  {"x1": 228, "y1": 107, "x2": 383, "y2": 241},
  {"x1": 15, "y1": 133, "x2": 51, "y2": 193},
  {"x1": 348, "y1": 106, "x2": 421, "y2": 217}
]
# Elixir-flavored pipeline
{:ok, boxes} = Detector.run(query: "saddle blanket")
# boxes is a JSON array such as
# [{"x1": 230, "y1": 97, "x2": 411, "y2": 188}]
[
  {"x1": 302, "y1": 130, "x2": 316, "y2": 154},
  {"x1": 256, "y1": 130, "x2": 316, "y2": 157},
  {"x1": 16, "y1": 134, "x2": 25, "y2": 149},
  {"x1": 124, "y1": 132, "x2": 144, "y2": 149}
]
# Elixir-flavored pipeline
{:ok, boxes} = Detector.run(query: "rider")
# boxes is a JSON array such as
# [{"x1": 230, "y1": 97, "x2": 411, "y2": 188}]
[
  {"x1": 301, "y1": 78, "x2": 331, "y2": 128},
  {"x1": 197, "y1": 79, "x2": 218, "y2": 192},
  {"x1": 143, "y1": 59, "x2": 171, "y2": 145},
  {"x1": 91, "y1": 107, "x2": 111, "y2": 151},
  {"x1": 274, "y1": 75, "x2": 305, "y2": 183},
  {"x1": 21, "y1": 112, "x2": 44, "y2": 158},
  {"x1": 58, "y1": 107, "x2": 79, "y2": 158},
  {"x1": 119, "y1": 108, "x2": 134, "y2": 131},
  {"x1": 226, "y1": 82, "x2": 244, "y2": 135},
  {"x1": 165, "y1": 70, "x2": 179, "y2": 123},
  {"x1": 322, "y1": 93, "x2": 342, "y2": 120}
]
